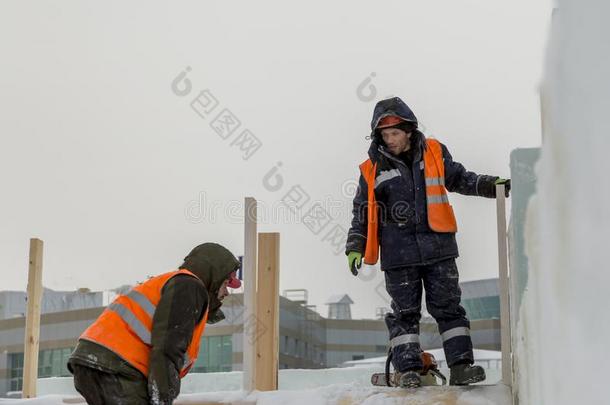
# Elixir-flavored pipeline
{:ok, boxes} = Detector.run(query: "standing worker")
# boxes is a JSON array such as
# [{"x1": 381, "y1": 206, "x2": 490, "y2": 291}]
[
  {"x1": 68, "y1": 242, "x2": 241, "y2": 404},
  {"x1": 345, "y1": 97, "x2": 510, "y2": 388}
]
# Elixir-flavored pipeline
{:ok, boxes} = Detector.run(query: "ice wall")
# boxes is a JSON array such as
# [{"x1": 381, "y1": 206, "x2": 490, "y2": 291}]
[
  {"x1": 509, "y1": 148, "x2": 539, "y2": 404},
  {"x1": 517, "y1": 1, "x2": 610, "y2": 404}
]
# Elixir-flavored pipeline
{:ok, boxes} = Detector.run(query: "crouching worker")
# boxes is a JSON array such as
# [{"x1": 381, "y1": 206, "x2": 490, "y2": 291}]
[{"x1": 67, "y1": 243, "x2": 241, "y2": 405}]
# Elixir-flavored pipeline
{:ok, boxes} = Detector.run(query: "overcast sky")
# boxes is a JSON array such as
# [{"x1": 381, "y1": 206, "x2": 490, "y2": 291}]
[{"x1": 0, "y1": 0, "x2": 551, "y2": 319}]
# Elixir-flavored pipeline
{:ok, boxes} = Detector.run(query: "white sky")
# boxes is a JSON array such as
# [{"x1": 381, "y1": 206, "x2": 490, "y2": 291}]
[{"x1": 0, "y1": 0, "x2": 551, "y2": 319}]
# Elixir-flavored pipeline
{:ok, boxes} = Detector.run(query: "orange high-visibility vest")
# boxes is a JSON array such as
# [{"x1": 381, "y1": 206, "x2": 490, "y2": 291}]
[
  {"x1": 80, "y1": 269, "x2": 208, "y2": 377},
  {"x1": 359, "y1": 139, "x2": 458, "y2": 265}
]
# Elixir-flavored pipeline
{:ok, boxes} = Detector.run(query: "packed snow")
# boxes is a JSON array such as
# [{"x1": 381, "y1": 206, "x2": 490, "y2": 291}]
[
  {"x1": 0, "y1": 366, "x2": 507, "y2": 404},
  {"x1": 0, "y1": 384, "x2": 511, "y2": 405}
]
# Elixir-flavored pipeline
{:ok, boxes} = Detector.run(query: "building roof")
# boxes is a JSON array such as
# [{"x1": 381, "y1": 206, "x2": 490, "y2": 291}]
[
  {"x1": 460, "y1": 278, "x2": 499, "y2": 299},
  {"x1": 325, "y1": 294, "x2": 354, "y2": 305}
]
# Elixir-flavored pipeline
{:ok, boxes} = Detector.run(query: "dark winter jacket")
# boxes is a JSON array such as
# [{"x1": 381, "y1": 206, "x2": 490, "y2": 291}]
[
  {"x1": 69, "y1": 243, "x2": 240, "y2": 405},
  {"x1": 345, "y1": 97, "x2": 500, "y2": 270}
]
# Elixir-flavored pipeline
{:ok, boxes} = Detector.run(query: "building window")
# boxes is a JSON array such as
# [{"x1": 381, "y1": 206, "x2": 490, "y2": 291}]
[
  {"x1": 8, "y1": 348, "x2": 73, "y2": 392},
  {"x1": 352, "y1": 355, "x2": 365, "y2": 361},
  {"x1": 192, "y1": 335, "x2": 232, "y2": 373},
  {"x1": 281, "y1": 335, "x2": 289, "y2": 354},
  {"x1": 8, "y1": 353, "x2": 24, "y2": 392},
  {"x1": 287, "y1": 337, "x2": 296, "y2": 356},
  {"x1": 38, "y1": 347, "x2": 73, "y2": 378}
]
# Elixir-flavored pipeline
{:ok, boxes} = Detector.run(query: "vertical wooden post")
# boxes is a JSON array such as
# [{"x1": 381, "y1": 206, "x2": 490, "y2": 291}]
[
  {"x1": 22, "y1": 238, "x2": 44, "y2": 398},
  {"x1": 496, "y1": 185, "x2": 512, "y2": 386},
  {"x1": 242, "y1": 197, "x2": 257, "y2": 391},
  {"x1": 254, "y1": 233, "x2": 280, "y2": 391}
]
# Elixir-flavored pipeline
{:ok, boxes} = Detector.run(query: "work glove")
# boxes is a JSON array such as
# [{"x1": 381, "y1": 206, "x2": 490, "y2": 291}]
[
  {"x1": 495, "y1": 178, "x2": 511, "y2": 198},
  {"x1": 347, "y1": 251, "x2": 362, "y2": 276}
]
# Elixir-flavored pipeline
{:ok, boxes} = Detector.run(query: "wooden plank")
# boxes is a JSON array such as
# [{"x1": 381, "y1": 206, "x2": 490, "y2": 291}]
[
  {"x1": 242, "y1": 197, "x2": 257, "y2": 391},
  {"x1": 254, "y1": 233, "x2": 280, "y2": 391},
  {"x1": 496, "y1": 185, "x2": 512, "y2": 386},
  {"x1": 22, "y1": 238, "x2": 44, "y2": 398}
]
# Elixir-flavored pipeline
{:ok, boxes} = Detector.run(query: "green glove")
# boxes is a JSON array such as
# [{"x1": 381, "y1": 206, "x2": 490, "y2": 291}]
[
  {"x1": 495, "y1": 178, "x2": 511, "y2": 198},
  {"x1": 347, "y1": 251, "x2": 362, "y2": 276}
]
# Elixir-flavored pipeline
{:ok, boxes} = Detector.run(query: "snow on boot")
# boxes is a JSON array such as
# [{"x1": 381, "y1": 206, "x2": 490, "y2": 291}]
[
  {"x1": 394, "y1": 370, "x2": 421, "y2": 388},
  {"x1": 449, "y1": 363, "x2": 486, "y2": 385}
]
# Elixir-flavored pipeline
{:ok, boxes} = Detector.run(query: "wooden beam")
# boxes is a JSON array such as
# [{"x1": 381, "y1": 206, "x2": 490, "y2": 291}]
[
  {"x1": 242, "y1": 197, "x2": 257, "y2": 391},
  {"x1": 496, "y1": 185, "x2": 512, "y2": 386},
  {"x1": 254, "y1": 233, "x2": 280, "y2": 391},
  {"x1": 22, "y1": 238, "x2": 44, "y2": 398}
]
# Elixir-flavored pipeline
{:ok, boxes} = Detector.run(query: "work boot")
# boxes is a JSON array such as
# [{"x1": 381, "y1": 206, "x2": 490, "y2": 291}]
[
  {"x1": 449, "y1": 363, "x2": 486, "y2": 385},
  {"x1": 394, "y1": 370, "x2": 421, "y2": 388}
]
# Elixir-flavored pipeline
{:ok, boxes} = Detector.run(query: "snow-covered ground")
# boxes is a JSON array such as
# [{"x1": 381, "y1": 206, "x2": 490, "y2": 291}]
[
  {"x1": 0, "y1": 366, "x2": 506, "y2": 404},
  {"x1": 0, "y1": 384, "x2": 511, "y2": 405},
  {"x1": 31, "y1": 365, "x2": 501, "y2": 395}
]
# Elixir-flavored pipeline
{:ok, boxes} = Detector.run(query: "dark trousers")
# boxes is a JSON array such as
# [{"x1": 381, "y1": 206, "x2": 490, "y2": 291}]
[
  {"x1": 384, "y1": 258, "x2": 474, "y2": 372},
  {"x1": 70, "y1": 362, "x2": 150, "y2": 405}
]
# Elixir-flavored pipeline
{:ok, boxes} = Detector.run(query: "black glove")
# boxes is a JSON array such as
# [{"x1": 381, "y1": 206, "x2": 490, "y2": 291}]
[{"x1": 495, "y1": 178, "x2": 511, "y2": 198}]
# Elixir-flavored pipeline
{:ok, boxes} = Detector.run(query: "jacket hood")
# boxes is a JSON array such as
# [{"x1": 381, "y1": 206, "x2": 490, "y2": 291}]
[
  {"x1": 370, "y1": 97, "x2": 419, "y2": 136},
  {"x1": 367, "y1": 97, "x2": 426, "y2": 164},
  {"x1": 180, "y1": 242, "x2": 240, "y2": 324}
]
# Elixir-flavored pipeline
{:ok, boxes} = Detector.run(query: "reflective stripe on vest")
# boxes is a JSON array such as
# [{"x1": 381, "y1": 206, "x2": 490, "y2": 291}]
[
  {"x1": 423, "y1": 139, "x2": 458, "y2": 233},
  {"x1": 427, "y1": 195, "x2": 450, "y2": 204},
  {"x1": 359, "y1": 139, "x2": 458, "y2": 265},
  {"x1": 79, "y1": 269, "x2": 208, "y2": 378},
  {"x1": 126, "y1": 290, "x2": 156, "y2": 317},
  {"x1": 107, "y1": 302, "x2": 152, "y2": 345},
  {"x1": 425, "y1": 177, "x2": 445, "y2": 187}
]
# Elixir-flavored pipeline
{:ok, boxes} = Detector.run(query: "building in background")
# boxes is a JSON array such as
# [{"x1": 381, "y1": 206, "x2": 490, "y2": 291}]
[
  {"x1": 461, "y1": 278, "x2": 501, "y2": 321},
  {"x1": 0, "y1": 288, "x2": 109, "y2": 320},
  {"x1": 325, "y1": 294, "x2": 354, "y2": 320},
  {"x1": 456, "y1": 278, "x2": 501, "y2": 351},
  {"x1": 0, "y1": 278, "x2": 500, "y2": 397}
]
